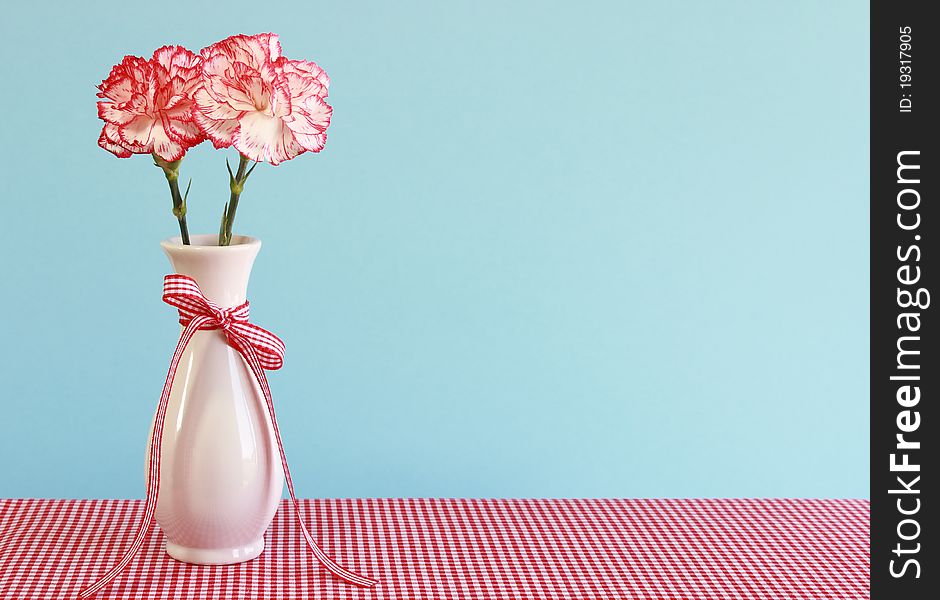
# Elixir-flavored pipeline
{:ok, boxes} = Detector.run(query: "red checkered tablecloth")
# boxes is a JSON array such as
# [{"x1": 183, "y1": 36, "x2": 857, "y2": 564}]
[{"x1": 0, "y1": 498, "x2": 869, "y2": 599}]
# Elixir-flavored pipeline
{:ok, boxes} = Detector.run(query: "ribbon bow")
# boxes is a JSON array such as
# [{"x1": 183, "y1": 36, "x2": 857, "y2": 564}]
[{"x1": 80, "y1": 275, "x2": 378, "y2": 597}]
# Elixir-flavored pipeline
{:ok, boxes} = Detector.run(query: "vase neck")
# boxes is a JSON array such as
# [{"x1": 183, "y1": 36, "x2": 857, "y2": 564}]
[{"x1": 161, "y1": 234, "x2": 262, "y2": 309}]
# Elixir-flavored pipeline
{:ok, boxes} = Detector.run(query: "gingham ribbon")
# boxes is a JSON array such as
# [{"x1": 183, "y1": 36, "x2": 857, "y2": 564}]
[{"x1": 80, "y1": 274, "x2": 378, "y2": 597}]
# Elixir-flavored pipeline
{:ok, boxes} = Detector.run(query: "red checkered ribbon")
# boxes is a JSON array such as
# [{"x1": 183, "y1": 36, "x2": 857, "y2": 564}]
[{"x1": 79, "y1": 274, "x2": 378, "y2": 598}]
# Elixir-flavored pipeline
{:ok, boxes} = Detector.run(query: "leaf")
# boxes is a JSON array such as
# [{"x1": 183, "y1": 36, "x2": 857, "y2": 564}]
[
  {"x1": 219, "y1": 201, "x2": 229, "y2": 246},
  {"x1": 243, "y1": 161, "x2": 259, "y2": 181},
  {"x1": 182, "y1": 178, "x2": 192, "y2": 206}
]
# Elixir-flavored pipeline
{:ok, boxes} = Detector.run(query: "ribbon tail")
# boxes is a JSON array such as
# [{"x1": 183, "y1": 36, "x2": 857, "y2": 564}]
[
  {"x1": 236, "y1": 339, "x2": 379, "y2": 588},
  {"x1": 79, "y1": 318, "x2": 208, "y2": 598}
]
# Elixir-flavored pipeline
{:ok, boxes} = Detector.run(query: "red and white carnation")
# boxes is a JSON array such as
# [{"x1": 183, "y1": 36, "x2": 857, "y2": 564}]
[
  {"x1": 97, "y1": 46, "x2": 205, "y2": 161},
  {"x1": 193, "y1": 33, "x2": 332, "y2": 165}
]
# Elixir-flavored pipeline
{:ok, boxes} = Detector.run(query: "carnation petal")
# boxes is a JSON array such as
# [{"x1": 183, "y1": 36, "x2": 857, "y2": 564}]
[
  {"x1": 201, "y1": 33, "x2": 279, "y2": 70},
  {"x1": 98, "y1": 124, "x2": 133, "y2": 158},
  {"x1": 151, "y1": 124, "x2": 187, "y2": 161},
  {"x1": 194, "y1": 87, "x2": 243, "y2": 120},
  {"x1": 153, "y1": 45, "x2": 200, "y2": 71},
  {"x1": 98, "y1": 76, "x2": 135, "y2": 103},
  {"x1": 193, "y1": 110, "x2": 238, "y2": 148},
  {"x1": 118, "y1": 115, "x2": 157, "y2": 150},
  {"x1": 165, "y1": 118, "x2": 204, "y2": 145},
  {"x1": 282, "y1": 59, "x2": 330, "y2": 97},
  {"x1": 271, "y1": 76, "x2": 293, "y2": 118},
  {"x1": 233, "y1": 110, "x2": 304, "y2": 165},
  {"x1": 202, "y1": 56, "x2": 259, "y2": 112},
  {"x1": 290, "y1": 130, "x2": 327, "y2": 153},
  {"x1": 266, "y1": 34, "x2": 282, "y2": 61},
  {"x1": 244, "y1": 32, "x2": 281, "y2": 65},
  {"x1": 98, "y1": 55, "x2": 148, "y2": 102},
  {"x1": 163, "y1": 106, "x2": 204, "y2": 145},
  {"x1": 97, "y1": 102, "x2": 137, "y2": 125},
  {"x1": 284, "y1": 95, "x2": 331, "y2": 135}
]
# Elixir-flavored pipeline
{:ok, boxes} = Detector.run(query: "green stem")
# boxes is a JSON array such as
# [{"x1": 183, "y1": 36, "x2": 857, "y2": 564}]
[
  {"x1": 220, "y1": 154, "x2": 255, "y2": 246},
  {"x1": 153, "y1": 153, "x2": 190, "y2": 245},
  {"x1": 166, "y1": 177, "x2": 190, "y2": 244}
]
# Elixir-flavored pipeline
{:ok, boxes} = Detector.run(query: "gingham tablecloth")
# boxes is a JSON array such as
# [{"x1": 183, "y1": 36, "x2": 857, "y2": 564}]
[{"x1": 0, "y1": 498, "x2": 869, "y2": 599}]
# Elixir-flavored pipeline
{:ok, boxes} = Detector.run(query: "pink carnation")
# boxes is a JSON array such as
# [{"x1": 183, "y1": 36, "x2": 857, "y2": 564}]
[
  {"x1": 193, "y1": 33, "x2": 332, "y2": 165},
  {"x1": 97, "y1": 46, "x2": 205, "y2": 161}
]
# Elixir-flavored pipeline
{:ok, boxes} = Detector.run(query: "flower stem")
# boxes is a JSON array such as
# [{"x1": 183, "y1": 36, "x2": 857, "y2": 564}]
[
  {"x1": 220, "y1": 154, "x2": 257, "y2": 246},
  {"x1": 153, "y1": 153, "x2": 190, "y2": 245}
]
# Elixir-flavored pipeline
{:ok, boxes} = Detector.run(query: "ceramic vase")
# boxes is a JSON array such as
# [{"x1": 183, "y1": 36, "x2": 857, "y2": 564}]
[{"x1": 145, "y1": 233, "x2": 283, "y2": 564}]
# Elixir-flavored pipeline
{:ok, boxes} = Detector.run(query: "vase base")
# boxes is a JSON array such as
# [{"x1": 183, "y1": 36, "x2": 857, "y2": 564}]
[{"x1": 166, "y1": 538, "x2": 265, "y2": 565}]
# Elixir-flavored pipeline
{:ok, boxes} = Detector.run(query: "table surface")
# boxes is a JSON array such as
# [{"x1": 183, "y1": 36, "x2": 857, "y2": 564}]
[{"x1": 0, "y1": 497, "x2": 869, "y2": 599}]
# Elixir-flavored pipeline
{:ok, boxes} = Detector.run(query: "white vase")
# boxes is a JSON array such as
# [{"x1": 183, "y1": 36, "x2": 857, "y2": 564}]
[{"x1": 145, "y1": 233, "x2": 284, "y2": 565}]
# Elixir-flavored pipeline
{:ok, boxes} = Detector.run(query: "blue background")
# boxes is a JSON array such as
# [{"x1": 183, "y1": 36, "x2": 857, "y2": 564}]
[{"x1": 0, "y1": 1, "x2": 869, "y2": 499}]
